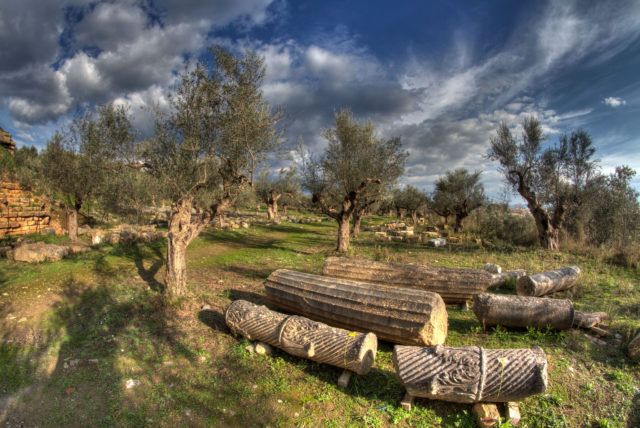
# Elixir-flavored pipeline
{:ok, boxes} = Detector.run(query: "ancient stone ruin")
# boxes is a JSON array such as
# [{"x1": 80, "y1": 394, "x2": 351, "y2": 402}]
[{"x1": 1, "y1": 127, "x2": 52, "y2": 237}]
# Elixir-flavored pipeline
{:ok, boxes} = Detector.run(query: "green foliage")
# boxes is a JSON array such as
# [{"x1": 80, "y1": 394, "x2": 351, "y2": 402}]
[
  {"x1": 300, "y1": 109, "x2": 406, "y2": 250},
  {"x1": 488, "y1": 117, "x2": 599, "y2": 249},
  {"x1": 468, "y1": 203, "x2": 537, "y2": 246},
  {"x1": 142, "y1": 46, "x2": 282, "y2": 210},
  {"x1": 40, "y1": 103, "x2": 136, "y2": 212},
  {"x1": 254, "y1": 167, "x2": 300, "y2": 206},
  {"x1": 583, "y1": 166, "x2": 640, "y2": 249},
  {"x1": 0, "y1": 145, "x2": 40, "y2": 189},
  {"x1": 431, "y1": 168, "x2": 486, "y2": 231},
  {"x1": 392, "y1": 185, "x2": 428, "y2": 224}
]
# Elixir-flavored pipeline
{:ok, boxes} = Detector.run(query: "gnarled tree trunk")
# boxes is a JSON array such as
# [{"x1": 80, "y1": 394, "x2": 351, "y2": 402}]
[
  {"x1": 337, "y1": 214, "x2": 350, "y2": 253},
  {"x1": 410, "y1": 211, "x2": 418, "y2": 226},
  {"x1": 454, "y1": 212, "x2": 466, "y2": 232},
  {"x1": 266, "y1": 192, "x2": 281, "y2": 222},
  {"x1": 165, "y1": 198, "x2": 207, "y2": 297},
  {"x1": 351, "y1": 209, "x2": 363, "y2": 237},
  {"x1": 66, "y1": 208, "x2": 78, "y2": 242}
]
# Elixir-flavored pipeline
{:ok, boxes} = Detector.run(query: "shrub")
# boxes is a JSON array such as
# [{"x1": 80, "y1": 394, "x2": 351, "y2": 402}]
[{"x1": 468, "y1": 204, "x2": 537, "y2": 246}]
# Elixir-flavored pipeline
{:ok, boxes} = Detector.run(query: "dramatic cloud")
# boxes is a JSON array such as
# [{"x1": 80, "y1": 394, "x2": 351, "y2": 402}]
[
  {"x1": 603, "y1": 97, "x2": 626, "y2": 108},
  {"x1": 0, "y1": 0, "x2": 277, "y2": 127},
  {"x1": 1, "y1": 0, "x2": 639, "y2": 198}
]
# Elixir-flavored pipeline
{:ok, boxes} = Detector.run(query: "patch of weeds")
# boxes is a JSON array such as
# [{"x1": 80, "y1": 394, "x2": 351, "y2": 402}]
[
  {"x1": 491, "y1": 325, "x2": 509, "y2": 341},
  {"x1": 523, "y1": 394, "x2": 568, "y2": 427},
  {"x1": 408, "y1": 405, "x2": 443, "y2": 428},
  {"x1": 0, "y1": 344, "x2": 34, "y2": 393},
  {"x1": 385, "y1": 406, "x2": 410, "y2": 424},
  {"x1": 606, "y1": 368, "x2": 637, "y2": 396},
  {"x1": 444, "y1": 409, "x2": 476, "y2": 427}
]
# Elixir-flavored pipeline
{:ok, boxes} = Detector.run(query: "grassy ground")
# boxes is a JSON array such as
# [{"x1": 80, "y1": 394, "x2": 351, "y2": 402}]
[{"x1": 0, "y1": 217, "x2": 639, "y2": 427}]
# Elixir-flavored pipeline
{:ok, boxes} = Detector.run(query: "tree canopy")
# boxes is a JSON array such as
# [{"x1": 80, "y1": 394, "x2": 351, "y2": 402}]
[
  {"x1": 301, "y1": 109, "x2": 406, "y2": 252},
  {"x1": 392, "y1": 185, "x2": 429, "y2": 225},
  {"x1": 431, "y1": 169, "x2": 485, "y2": 232},
  {"x1": 39, "y1": 103, "x2": 136, "y2": 240},
  {"x1": 254, "y1": 167, "x2": 300, "y2": 222},
  {"x1": 141, "y1": 46, "x2": 282, "y2": 295},
  {"x1": 488, "y1": 116, "x2": 598, "y2": 249}
]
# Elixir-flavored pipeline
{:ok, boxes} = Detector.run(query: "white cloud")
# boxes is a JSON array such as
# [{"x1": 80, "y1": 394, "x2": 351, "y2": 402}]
[
  {"x1": 0, "y1": 0, "x2": 278, "y2": 126},
  {"x1": 603, "y1": 97, "x2": 626, "y2": 108}
]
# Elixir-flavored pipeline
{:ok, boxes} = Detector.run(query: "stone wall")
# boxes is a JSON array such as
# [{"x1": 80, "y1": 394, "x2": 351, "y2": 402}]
[
  {"x1": 0, "y1": 127, "x2": 51, "y2": 236},
  {"x1": 0, "y1": 180, "x2": 51, "y2": 236}
]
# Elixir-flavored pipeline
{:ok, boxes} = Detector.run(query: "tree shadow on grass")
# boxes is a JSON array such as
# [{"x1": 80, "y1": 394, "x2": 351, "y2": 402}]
[
  {"x1": 92, "y1": 241, "x2": 166, "y2": 293},
  {"x1": 129, "y1": 242, "x2": 165, "y2": 293},
  {"x1": 197, "y1": 309, "x2": 229, "y2": 334},
  {"x1": 0, "y1": 276, "x2": 202, "y2": 426}
]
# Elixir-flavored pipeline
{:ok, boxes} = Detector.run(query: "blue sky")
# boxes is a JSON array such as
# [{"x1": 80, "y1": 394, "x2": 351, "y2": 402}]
[{"x1": 1, "y1": 0, "x2": 639, "y2": 201}]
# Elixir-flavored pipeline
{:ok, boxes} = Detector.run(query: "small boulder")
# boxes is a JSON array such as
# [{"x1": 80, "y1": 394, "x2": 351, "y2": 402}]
[
  {"x1": 483, "y1": 263, "x2": 502, "y2": 274},
  {"x1": 628, "y1": 334, "x2": 640, "y2": 359},
  {"x1": 12, "y1": 242, "x2": 69, "y2": 263},
  {"x1": 426, "y1": 238, "x2": 446, "y2": 248}
]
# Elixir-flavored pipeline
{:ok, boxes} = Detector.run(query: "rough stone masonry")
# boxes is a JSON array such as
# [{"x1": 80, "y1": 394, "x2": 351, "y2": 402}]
[{"x1": 1, "y1": 127, "x2": 51, "y2": 236}]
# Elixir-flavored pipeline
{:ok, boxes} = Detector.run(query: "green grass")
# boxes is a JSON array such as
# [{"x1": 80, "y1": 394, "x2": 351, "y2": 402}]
[{"x1": 0, "y1": 215, "x2": 639, "y2": 426}]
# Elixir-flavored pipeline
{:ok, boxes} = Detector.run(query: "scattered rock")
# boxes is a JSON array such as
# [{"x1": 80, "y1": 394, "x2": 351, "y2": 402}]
[
  {"x1": 254, "y1": 342, "x2": 273, "y2": 356},
  {"x1": 473, "y1": 403, "x2": 500, "y2": 427},
  {"x1": 185, "y1": 408, "x2": 192, "y2": 416},
  {"x1": 17, "y1": 317, "x2": 27, "y2": 323},
  {"x1": 88, "y1": 359, "x2": 99, "y2": 363},
  {"x1": 12, "y1": 241, "x2": 69, "y2": 263},
  {"x1": 245, "y1": 345, "x2": 255, "y2": 354},
  {"x1": 628, "y1": 334, "x2": 640, "y2": 359},
  {"x1": 125, "y1": 379, "x2": 140, "y2": 389},
  {"x1": 66, "y1": 244, "x2": 90, "y2": 255},
  {"x1": 504, "y1": 402, "x2": 521, "y2": 426},
  {"x1": 426, "y1": 238, "x2": 446, "y2": 248},
  {"x1": 163, "y1": 361, "x2": 173, "y2": 366},
  {"x1": 483, "y1": 263, "x2": 502, "y2": 274},
  {"x1": 201, "y1": 304, "x2": 212, "y2": 311},
  {"x1": 64, "y1": 387, "x2": 77, "y2": 396}
]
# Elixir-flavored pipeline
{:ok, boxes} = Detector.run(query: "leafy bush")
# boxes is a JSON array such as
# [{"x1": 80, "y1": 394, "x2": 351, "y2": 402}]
[{"x1": 468, "y1": 204, "x2": 537, "y2": 246}]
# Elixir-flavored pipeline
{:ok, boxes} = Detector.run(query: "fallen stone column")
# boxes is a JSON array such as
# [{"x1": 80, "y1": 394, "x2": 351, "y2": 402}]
[
  {"x1": 473, "y1": 293, "x2": 574, "y2": 330},
  {"x1": 495, "y1": 269, "x2": 527, "y2": 283},
  {"x1": 517, "y1": 266, "x2": 581, "y2": 297},
  {"x1": 225, "y1": 299, "x2": 377, "y2": 375},
  {"x1": 265, "y1": 269, "x2": 447, "y2": 346},
  {"x1": 322, "y1": 257, "x2": 500, "y2": 304},
  {"x1": 393, "y1": 345, "x2": 548, "y2": 403}
]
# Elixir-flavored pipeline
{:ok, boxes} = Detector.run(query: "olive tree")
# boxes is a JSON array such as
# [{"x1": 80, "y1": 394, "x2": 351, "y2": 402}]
[
  {"x1": 254, "y1": 167, "x2": 299, "y2": 223},
  {"x1": 431, "y1": 169, "x2": 485, "y2": 232},
  {"x1": 141, "y1": 47, "x2": 281, "y2": 296},
  {"x1": 40, "y1": 103, "x2": 136, "y2": 241},
  {"x1": 583, "y1": 166, "x2": 640, "y2": 248},
  {"x1": 392, "y1": 185, "x2": 429, "y2": 226},
  {"x1": 488, "y1": 116, "x2": 598, "y2": 250},
  {"x1": 300, "y1": 109, "x2": 406, "y2": 252}
]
